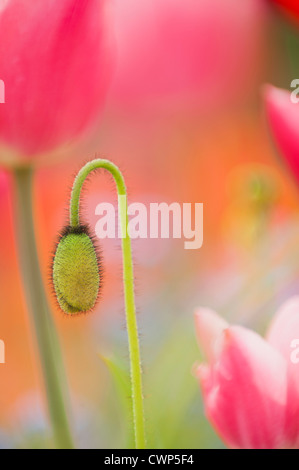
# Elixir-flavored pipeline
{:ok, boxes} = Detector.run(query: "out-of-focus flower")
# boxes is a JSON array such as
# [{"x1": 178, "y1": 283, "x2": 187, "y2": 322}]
[
  {"x1": 271, "y1": 0, "x2": 299, "y2": 22},
  {"x1": 0, "y1": 0, "x2": 113, "y2": 167},
  {"x1": 194, "y1": 298, "x2": 299, "y2": 449},
  {"x1": 223, "y1": 164, "x2": 279, "y2": 249},
  {"x1": 110, "y1": 0, "x2": 267, "y2": 113},
  {"x1": 264, "y1": 85, "x2": 299, "y2": 184}
]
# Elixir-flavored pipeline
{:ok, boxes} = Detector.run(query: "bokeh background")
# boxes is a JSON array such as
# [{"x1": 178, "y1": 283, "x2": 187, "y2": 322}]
[{"x1": 1, "y1": 0, "x2": 299, "y2": 448}]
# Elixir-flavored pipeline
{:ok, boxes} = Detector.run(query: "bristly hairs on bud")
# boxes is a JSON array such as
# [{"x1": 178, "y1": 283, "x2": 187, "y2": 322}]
[{"x1": 51, "y1": 224, "x2": 103, "y2": 315}]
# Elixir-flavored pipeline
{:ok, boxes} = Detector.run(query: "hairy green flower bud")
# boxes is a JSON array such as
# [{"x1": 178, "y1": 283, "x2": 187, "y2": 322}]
[{"x1": 52, "y1": 225, "x2": 101, "y2": 314}]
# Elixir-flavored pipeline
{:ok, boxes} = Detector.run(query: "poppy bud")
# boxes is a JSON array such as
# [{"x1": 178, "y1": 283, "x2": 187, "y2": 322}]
[{"x1": 52, "y1": 225, "x2": 101, "y2": 314}]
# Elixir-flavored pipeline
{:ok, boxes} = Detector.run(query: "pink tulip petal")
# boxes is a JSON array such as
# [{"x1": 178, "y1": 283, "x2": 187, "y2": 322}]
[
  {"x1": 267, "y1": 297, "x2": 299, "y2": 447},
  {"x1": 194, "y1": 308, "x2": 228, "y2": 363},
  {"x1": 264, "y1": 84, "x2": 299, "y2": 184},
  {"x1": 111, "y1": 0, "x2": 267, "y2": 112},
  {"x1": 271, "y1": 1, "x2": 299, "y2": 22},
  {"x1": 267, "y1": 296, "x2": 299, "y2": 360},
  {"x1": 195, "y1": 325, "x2": 287, "y2": 449},
  {"x1": 0, "y1": 0, "x2": 113, "y2": 162}
]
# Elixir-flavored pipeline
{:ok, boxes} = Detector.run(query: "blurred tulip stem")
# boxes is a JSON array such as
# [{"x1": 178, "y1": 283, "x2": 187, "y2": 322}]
[
  {"x1": 70, "y1": 159, "x2": 146, "y2": 449},
  {"x1": 12, "y1": 167, "x2": 74, "y2": 449}
]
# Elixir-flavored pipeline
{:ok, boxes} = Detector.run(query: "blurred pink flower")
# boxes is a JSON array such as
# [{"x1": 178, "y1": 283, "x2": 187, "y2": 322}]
[
  {"x1": 194, "y1": 298, "x2": 299, "y2": 449},
  {"x1": 271, "y1": 1, "x2": 299, "y2": 22},
  {"x1": 110, "y1": 0, "x2": 267, "y2": 113},
  {"x1": 0, "y1": 0, "x2": 113, "y2": 167},
  {"x1": 264, "y1": 85, "x2": 299, "y2": 184}
]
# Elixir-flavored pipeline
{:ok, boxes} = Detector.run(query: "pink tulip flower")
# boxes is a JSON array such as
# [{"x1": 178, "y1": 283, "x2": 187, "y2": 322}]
[
  {"x1": 264, "y1": 85, "x2": 299, "y2": 184},
  {"x1": 0, "y1": 0, "x2": 113, "y2": 167},
  {"x1": 194, "y1": 298, "x2": 299, "y2": 448},
  {"x1": 110, "y1": 0, "x2": 267, "y2": 113}
]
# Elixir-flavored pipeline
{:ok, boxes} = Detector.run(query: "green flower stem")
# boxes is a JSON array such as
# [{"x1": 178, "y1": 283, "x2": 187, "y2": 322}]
[
  {"x1": 70, "y1": 159, "x2": 146, "y2": 449},
  {"x1": 13, "y1": 167, "x2": 74, "y2": 449}
]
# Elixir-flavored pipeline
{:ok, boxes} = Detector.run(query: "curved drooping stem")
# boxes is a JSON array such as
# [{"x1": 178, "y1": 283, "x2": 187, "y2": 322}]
[{"x1": 70, "y1": 159, "x2": 146, "y2": 449}]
